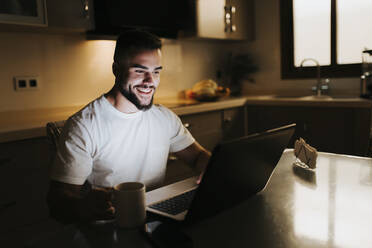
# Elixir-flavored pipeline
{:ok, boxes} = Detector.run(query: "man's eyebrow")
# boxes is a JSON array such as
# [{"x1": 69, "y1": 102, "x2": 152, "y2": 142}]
[{"x1": 130, "y1": 64, "x2": 163, "y2": 70}]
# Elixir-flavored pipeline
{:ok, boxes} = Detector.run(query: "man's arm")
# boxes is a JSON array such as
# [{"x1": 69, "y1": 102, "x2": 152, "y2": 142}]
[
  {"x1": 47, "y1": 180, "x2": 114, "y2": 224},
  {"x1": 173, "y1": 141, "x2": 211, "y2": 181}
]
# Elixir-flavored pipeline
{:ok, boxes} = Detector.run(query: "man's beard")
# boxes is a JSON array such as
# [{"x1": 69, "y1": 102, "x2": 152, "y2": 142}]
[{"x1": 119, "y1": 86, "x2": 154, "y2": 111}]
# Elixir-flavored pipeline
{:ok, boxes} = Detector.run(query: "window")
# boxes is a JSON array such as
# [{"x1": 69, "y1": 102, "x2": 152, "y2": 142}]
[{"x1": 280, "y1": 0, "x2": 372, "y2": 79}]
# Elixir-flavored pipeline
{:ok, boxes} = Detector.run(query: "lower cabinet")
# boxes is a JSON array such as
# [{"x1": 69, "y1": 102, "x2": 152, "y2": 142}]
[
  {"x1": 246, "y1": 105, "x2": 371, "y2": 156},
  {"x1": 0, "y1": 137, "x2": 63, "y2": 247},
  {"x1": 181, "y1": 106, "x2": 246, "y2": 151},
  {"x1": 164, "y1": 106, "x2": 246, "y2": 185}
]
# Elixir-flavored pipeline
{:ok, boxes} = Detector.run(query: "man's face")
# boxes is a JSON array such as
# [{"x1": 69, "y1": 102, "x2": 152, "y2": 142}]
[{"x1": 118, "y1": 49, "x2": 162, "y2": 111}]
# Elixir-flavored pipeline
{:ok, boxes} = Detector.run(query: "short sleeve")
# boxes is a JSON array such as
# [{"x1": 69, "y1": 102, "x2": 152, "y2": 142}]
[
  {"x1": 162, "y1": 107, "x2": 195, "y2": 153},
  {"x1": 49, "y1": 117, "x2": 94, "y2": 185}
]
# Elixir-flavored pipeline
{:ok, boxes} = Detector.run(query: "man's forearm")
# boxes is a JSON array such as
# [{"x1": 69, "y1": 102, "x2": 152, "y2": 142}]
[
  {"x1": 194, "y1": 149, "x2": 211, "y2": 174},
  {"x1": 47, "y1": 180, "x2": 114, "y2": 223},
  {"x1": 46, "y1": 181, "x2": 88, "y2": 223}
]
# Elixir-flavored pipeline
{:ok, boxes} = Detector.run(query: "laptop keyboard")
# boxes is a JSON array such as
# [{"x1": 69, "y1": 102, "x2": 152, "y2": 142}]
[{"x1": 148, "y1": 189, "x2": 197, "y2": 215}]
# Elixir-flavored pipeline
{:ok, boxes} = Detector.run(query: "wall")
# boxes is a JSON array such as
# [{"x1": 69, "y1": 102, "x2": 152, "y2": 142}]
[
  {"x1": 0, "y1": 32, "x2": 114, "y2": 112},
  {"x1": 0, "y1": 0, "x2": 362, "y2": 112},
  {"x1": 0, "y1": 32, "x2": 230, "y2": 112}
]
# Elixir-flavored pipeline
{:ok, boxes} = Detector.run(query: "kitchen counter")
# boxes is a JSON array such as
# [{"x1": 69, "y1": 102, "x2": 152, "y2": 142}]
[
  {"x1": 244, "y1": 95, "x2": 372, "y2": 108},
  {"x1": 0, "y1": 95, "x2": 371, "y2": 143}
]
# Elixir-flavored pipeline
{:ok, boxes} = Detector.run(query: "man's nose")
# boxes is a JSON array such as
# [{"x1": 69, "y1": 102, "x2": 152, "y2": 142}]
[{"x1": 144, "y1": 72, "x2": 154, "y2": 83}]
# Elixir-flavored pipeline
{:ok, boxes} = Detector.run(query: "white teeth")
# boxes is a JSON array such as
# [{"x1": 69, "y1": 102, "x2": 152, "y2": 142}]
[{"x1": 136, "y1": 87, "x2": 152, "y2": 93}]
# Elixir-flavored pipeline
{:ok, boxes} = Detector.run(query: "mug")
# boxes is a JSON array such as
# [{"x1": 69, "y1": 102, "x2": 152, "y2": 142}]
[{"x1": 113, "y1": 182, "x2": 146, "y2": 228}]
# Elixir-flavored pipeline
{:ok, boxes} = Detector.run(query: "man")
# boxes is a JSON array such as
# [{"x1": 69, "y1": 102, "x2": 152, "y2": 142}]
[{"x1": 47, "y1": 29, "x2": 211, "y2": 223}]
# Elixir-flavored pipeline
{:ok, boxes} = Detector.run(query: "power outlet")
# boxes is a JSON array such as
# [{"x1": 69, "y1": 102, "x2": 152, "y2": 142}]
[{"x1": 14, "y1": 76, "x2": 40, "y2": 91}]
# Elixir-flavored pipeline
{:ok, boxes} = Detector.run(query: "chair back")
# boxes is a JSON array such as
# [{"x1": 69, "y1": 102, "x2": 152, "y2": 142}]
[{"x1": 46, "y1": 120, "x2": 66, "y2": 165}]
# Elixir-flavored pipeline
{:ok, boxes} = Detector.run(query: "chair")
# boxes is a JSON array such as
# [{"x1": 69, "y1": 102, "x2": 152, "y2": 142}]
[
  {"x1": 46, "y1": 120, "x2": 66, "y2": 166},
  {"x1": 369, "y1": 127, "x2": 372, "y2": 157}
]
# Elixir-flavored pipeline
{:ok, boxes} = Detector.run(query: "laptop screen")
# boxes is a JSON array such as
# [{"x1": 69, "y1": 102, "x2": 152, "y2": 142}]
[{"x1": 185, "y1": 123, "x2": 296, "y2": 223}]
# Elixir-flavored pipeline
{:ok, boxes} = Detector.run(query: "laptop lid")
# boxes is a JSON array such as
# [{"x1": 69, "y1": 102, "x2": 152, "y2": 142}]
[
  {"x1": 184, "y1": 123, "x2": 296, "y2": 223},
  {"x1": 146, "y1": 123, "x2": 296, "y2": 224}
]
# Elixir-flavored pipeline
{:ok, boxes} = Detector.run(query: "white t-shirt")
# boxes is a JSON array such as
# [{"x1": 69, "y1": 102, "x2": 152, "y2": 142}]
[{"x1": 50, "y1": 95, "x2": 195, "y2": 189}]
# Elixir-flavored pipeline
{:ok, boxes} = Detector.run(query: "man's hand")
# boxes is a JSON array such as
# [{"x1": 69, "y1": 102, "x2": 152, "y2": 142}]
[
  {"x1": 173, "y1": 141, "x2": 211, "y2": 184},
  {"x1": 78, "y1": 187, "x2": 115, "y2": 221},
  {"x1": 196, "y1": 172, "x2": 204, "y2": 184},
  {"x1": 47, "y1": 180, "x2": 115, "y2": 223}
]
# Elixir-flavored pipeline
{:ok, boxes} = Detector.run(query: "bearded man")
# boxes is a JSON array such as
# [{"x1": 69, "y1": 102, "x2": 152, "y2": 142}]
[{"x1": 47, "y1": 30, "x2": 210, "y2": 223}]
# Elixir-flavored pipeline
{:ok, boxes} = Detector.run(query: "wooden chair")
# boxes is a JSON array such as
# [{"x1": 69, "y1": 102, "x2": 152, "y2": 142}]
[{"x1": 46, "y1": 120, "x2": 66, "y2": 166}]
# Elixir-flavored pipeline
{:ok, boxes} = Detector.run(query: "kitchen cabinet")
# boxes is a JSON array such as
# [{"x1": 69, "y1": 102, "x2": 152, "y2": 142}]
[
  {"x1": 0, "y1": 0, "x2": 47, "y2": 26},
  {"x1": 46, "y1": 0, "x2": 94, "y2": 32},
  {"x1": 164, "y1": 106, "x2": 246, "y2": 185},
  {"x1": 246, "y1": 105, "x2": 371, "y2": 156},
  {"x1": 0, "y1": 0, "x2": 94, "y2": 33},
  {"x1": 87, "y1": 0, "x2": 187, "y2": 39},
  {"x1": 0, "y1": 137, "x2": 61, "y2": 243},
  {"x1": 181, "y1": 0, "x2": 255, "y2": 40},
  {"x1": 87, "y1": 0, "x2": 254, "y2": 40},
  {"x1": 181, "y1": 106, "x2": 246, "y2": 151}
]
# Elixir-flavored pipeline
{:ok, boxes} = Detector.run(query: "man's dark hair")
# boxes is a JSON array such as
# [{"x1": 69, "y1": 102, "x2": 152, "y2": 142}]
[{"x1": 113, "y1": 29, "x2": 162, "y2": 64}]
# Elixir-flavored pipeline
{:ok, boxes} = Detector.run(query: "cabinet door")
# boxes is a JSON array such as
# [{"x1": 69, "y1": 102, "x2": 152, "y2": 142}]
[
  {"x1": 246, "y1": 105, "x2": 366, "y2": 156},
  {"x1": 164, "y1": 111, "x2": 223, "y2": 185},
  {"x1": 196, "y1": 0, "x2": 226, "y2": 39},
  {"x1": 222, "y1": 107, "x2": 246, "y2": 141},
  {"x1": 0, "y1": 138, "x2": 52, "y2": 234},
  {"x1": 0, "y1": 0, "x2": 47, "y2": 26},
  {"x1": 227, "y1": 0, "x2": 255, "y2": 40},
  {"x1": 246, "y1": 106, "x2": 302, "y2": 147},
  {"x1": 165, "y1": 107, "x2": 246, "y2": 186},
  {"x1": 46, "y1": 0, "x2": 94, "y2": 31},
  {"x1": 301, "y1": 107, "x2": 354, "y2": 155},
  {"x1": 196, "y1": 0, "x2": 254, "y2": 40},
  {"x1": 181, "y1": 111, "x2": 223, "y2": 151}
]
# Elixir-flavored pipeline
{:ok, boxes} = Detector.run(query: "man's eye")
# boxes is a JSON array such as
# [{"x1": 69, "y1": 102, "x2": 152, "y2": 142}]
[
  {"x1": 135, "y1": 70, "x2": 145, "y2": 73},
  {"x1": 153, "y1": 71, "x2": 160, "y2": 75}
]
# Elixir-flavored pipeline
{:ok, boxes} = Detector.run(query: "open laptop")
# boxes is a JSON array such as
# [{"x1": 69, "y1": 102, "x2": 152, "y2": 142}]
[{"x1": 146, "y1": 123, "x2": 296, "y2": 225}]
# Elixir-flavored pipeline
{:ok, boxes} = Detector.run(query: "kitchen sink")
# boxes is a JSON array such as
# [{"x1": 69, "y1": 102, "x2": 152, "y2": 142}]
[
  {"x1": 271, "y1": 95, "x2": 333, "y2": 100},
  {"x1": 271, "y1": 95, "x2": 361, "y2": 100}
]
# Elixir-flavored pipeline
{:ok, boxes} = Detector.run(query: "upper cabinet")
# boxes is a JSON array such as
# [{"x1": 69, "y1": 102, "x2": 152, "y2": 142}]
[
  {"x1": 87, "y1": 0, "x2": 254, "y2": 40},
  {"x1": 0, "y1": 0, "x2": 95, "y2": 33},
  {"x1": 46, "y1": 0, "x2": 94, "y2": 32},
  {"x1": 0, "y1": 0, "x2": 254, "y2": 40},
  {"x1": 87, "y1": 0, "x2": 188, "y2": 39},
  {"x1": 182, "y1": 0, "x2": 255, "y2": 40},
  {"x1": 0, "y1": 0, "x2": 47, "y2": 27}
]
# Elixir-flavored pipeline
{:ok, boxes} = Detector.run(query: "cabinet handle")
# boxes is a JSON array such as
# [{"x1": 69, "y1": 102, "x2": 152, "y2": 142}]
[
  {"x1": 224, "y1": 117, "x2": 232, "y2": 123},
  {"x1": 224, "y1": 5, "x2": 236, "y2": 33},
  {"x1": 82, "y1": 0, "x2": 90, "y2": 19},
  {"x1": 168, "y1": 155, "x2": 178, "y2": 161},
  {"x1": 303, "y1": 123, "x2": 308, "y2": 132}
]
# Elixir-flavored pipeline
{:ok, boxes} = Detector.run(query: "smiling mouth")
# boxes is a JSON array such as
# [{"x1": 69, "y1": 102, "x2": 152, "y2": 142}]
[{"x1": 134, "y1": 85, "x2": 155, "y2": 95}]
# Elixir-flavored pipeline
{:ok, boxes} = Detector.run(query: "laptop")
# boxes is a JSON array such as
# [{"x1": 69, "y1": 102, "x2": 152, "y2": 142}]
[{"x1": 146, "y1": 123, "x2": 296, "y2": 225}]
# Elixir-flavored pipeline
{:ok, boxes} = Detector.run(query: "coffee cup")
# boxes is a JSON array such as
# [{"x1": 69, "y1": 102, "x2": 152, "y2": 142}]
[{"x1": 113, "y1": 182, "x2": 146, "y2": 228}]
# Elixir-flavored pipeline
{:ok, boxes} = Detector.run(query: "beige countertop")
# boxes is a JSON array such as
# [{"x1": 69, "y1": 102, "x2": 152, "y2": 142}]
[{"x1": 1, "y1": 95, "x2": 371, "y2": 143}]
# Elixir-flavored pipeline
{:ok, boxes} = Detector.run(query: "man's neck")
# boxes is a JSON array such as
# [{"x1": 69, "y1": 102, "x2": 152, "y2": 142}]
[{"x1": 104, "y1": 88, "x2": 140, "y2": 114}]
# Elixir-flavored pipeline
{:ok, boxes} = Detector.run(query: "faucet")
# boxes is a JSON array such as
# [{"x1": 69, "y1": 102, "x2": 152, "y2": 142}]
[{"x1": 300, "y1": 58, "x2": 323, "y2": 97}]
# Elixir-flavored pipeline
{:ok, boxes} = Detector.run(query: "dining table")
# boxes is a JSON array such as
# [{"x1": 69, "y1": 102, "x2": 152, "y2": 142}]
[{"x1": 25, "y1": 149, "x2": 372, "y2": 248}]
